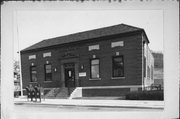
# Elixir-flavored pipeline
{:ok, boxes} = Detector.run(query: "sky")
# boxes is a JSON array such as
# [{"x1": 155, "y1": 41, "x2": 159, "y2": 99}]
[{"x1": 14, "y1": 10, "x2": 163, "y2": 60}]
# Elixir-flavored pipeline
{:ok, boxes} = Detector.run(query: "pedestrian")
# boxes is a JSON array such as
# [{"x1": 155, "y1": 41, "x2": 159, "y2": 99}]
[
  {"x1": 25, "y1": 85, "x2": 30, "y2": 101},
  {"x1": 34, "y1": 84, "x2": 41, "y2": 102},
  {"x1": 29, "y1": 84, "x2": 35, "y2": 101},
  {"x1": 40, "y1": 84, "x2": 45, "y2": 101}
]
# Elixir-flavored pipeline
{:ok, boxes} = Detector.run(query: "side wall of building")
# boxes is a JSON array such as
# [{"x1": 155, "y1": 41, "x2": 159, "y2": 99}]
[
  {"x1": 143, "y1": 42, "x2": 154, "y2": 87},
  {"x1": 21, "y1": 33, "x2": 143, "y2": 89}
]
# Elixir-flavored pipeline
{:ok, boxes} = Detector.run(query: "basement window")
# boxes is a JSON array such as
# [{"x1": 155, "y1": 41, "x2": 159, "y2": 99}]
[{"x1": 88, "y1": 44, "x2": 100, "y2": 51}]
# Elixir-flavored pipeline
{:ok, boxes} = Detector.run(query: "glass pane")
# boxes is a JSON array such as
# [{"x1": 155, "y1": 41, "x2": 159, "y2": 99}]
[
  {"x1": 46, "y1": 69, "x2": 51, "y2": 73},
  {"x1": 89, "y1": 44, "x2": 99, "y2": 51},
  {"x1": 111, "y1": 41, "x2": 124, "y2": 48},
  {"x1": 45, "y1": 65, "x2": 52, "y2": 73},
  {"x1": 91, "y1": 65, "x2": 99, "y2": 78},
  {"x1": 45, "y1": 65, "x2": 52, "y2": 81},
  {"x1": 46, "y1": 73, "x2": 52, "y2": 81},
  {"x1": 114, "y1": 57, "x2": 122, "y2": 62},
  {"x1": 147, "y1": 66, "x2": 150, "y2": 78},
  {"x1": 31, "y1": 67, "x2": 36, "y2": 71},
  {"x1": 113, "y1": 57, "x2": 124, "y2": 77},
  {"x1": 32, "y1": 70, "x2": 37, "y2": 74},
  {"x1": 31, "y1": 66, "x2": 37, "y2": 82},
  {"x1": 113, "y1": 68, "x2": 123, "y2": 77},
  {"x1": 32, "y1": 74, "x2": 37, "y2": 82},
  {"x1": 46, "y1": 65, "x2": 51, "y2": 70},
  {"x1": 91, "y1": 59, "x2": 99, "y2": 65}
]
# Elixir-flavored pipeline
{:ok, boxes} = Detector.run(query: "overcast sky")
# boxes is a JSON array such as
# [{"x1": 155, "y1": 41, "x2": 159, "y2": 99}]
[{"x1": 14, "y1": 10, "x2": 163, "y2": 60}]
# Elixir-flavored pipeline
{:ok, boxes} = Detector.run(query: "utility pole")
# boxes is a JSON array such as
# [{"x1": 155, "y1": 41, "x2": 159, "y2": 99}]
[{"x1": 16, "y1": 10, "x2": 23, "y2": 96}]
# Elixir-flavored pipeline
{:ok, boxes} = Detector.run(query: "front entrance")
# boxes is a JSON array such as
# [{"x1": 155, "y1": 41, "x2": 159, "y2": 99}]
[{"x1": 64, "y1": 63, "x2": 75, "y2": 88}]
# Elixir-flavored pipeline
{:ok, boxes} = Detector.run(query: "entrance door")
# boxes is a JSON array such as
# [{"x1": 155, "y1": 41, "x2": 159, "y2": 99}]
[{"x1": 64, "y1": 63, "x2": 75, "y2": 87}]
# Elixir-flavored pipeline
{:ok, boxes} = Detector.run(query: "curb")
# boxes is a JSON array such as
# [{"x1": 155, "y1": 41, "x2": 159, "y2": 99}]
[{"x1": 14, "y1": 101, "x2": 164, "y2": 110}]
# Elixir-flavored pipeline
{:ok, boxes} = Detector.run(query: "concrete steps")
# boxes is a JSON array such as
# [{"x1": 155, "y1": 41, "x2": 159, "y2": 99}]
[
  {"x1": 56, "y1": 87, "x2": 75, "y2": 99},
  {"x1": 45, "y1": 88, "x2": 61, "y2": 99},
  {"x1": 55, "y1": 88, "x2": 69, "y2": 98},
  {"x1": 45, "y1": 87, "x2": 75, "y2": 99}
]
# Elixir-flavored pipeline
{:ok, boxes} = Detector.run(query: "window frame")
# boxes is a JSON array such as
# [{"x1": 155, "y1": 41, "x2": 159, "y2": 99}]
[
  {"x1": 144, "y1": 56, "x2": 146, "y2": 77},
  {"x1": 147, "y1": 66, "x2": 150, "y2": 79},
  {"x1": 29, "y1": 55, "x2": 36, "y2": 60},
  {"x1": 43, "y1": 52, "x2": 51, "y2": 58},
  {"x1": 90, "y1": 58, "x2": 100, "y2": 80},
  {"x1": 151, "y1": 65, "x2": 153, "y2": 80},
  {"x1": 44, "y1": 64, "x2": 52, "y2": 81},
  {"x1": 112, "y1": 55, "x2": 124, "y2": 78},
  {"x1": 111, "y1": 41, "x2": 124, "y2": 48},
  {"x1": 88, "y1": 44, "x2": 100, "y2": 51},
  {"x1": 30, "y1": 66, "x2": 37, "y2": 82}
]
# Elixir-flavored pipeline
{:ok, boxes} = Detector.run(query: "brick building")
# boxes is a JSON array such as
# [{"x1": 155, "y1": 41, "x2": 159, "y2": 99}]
[{"x1": 20, "y1": 24, "x2": 154, "y2": 97}]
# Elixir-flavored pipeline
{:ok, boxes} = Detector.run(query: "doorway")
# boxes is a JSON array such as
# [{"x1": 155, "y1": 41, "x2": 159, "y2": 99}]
[{"x1": 64, "y1": 63, "x2": 75, "y2": 88}]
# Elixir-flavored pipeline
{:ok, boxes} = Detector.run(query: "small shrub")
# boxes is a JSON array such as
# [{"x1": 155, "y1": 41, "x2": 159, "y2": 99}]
[{"x1": 125, "y1": 90, "x2": 164, "y2": 100}]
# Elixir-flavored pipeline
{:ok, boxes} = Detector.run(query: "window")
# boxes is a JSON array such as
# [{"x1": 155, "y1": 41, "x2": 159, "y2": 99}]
[
  {"x1": 88, "y1": 44, "x2": 99, "y2": 51},
  {"x1": 44, "y1": 64, "x2": 52, "y2": 81},
  {"x1": 90, "y1": 59, "x2": 100, "y2": 79},
  {"x1": 147, "y1": 66, "x2": 150, "y2": 78},
  {"x1": 43, "y1": 52, "x2": 51, "y2": 58},
  {"x1": 29, "y1": 55, "x2": 36, "y2": 60},
  {"x1": 111, "y1": 41, "x2": 124, "y2": 48},
  {"x1": 144, "y1": 56, "x2": 146, "y2": 77},
  {"x1": 30, "y1": 66, "x2": 37, "y2": 82},
  {"x1": 112, "y1": 56, "x2": 124, "y2": 77},
  {"x1": 151, "y1": 65, "x2": 153, "y2": 80}
]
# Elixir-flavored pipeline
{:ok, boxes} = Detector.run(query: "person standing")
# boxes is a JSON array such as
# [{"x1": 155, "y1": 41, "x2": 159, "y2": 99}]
[
  {"x1": 29, "y1": 84, "x2": 35, "y2": 101},
  {"x1": 40, "y1": 84, "x2": 45, "y2": 101},
  {"x1": 34, "y1": 84, "x2": 41, "y2": 102},
  {"x1": 25, "y1": 85, "x2": 30, "y2": 101}
]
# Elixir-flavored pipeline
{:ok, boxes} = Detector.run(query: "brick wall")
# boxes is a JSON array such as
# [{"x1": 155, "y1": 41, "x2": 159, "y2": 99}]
[{"x1": 21, "y1": 32, "x2": 143, "y2": 89}]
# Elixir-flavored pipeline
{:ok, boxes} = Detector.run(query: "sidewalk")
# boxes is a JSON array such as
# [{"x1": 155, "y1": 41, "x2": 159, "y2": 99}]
[{"x1": 14, "y1": 97, "x2": 164, "y2": 109}]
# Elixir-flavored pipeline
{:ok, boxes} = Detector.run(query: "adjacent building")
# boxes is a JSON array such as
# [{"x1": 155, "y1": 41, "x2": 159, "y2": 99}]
[
  {"x1": 20, "y1": 24, "x2": 154, "y2": 97},
  {"x1": 152, "y1": 52, "x2": 163, "y2": 88}
]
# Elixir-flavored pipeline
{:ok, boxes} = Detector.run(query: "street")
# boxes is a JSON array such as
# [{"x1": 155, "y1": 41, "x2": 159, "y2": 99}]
[
  {"x1": 12, "y1": 104, "x2": 164, "y2": 119},
  {"x1": 14, "y1": 103, "x2": 163, "y2": 112}
]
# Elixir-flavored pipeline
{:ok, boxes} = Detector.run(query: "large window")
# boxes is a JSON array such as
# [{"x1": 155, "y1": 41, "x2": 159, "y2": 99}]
[
  {"x1": 112, "y1": 56, "x2": 124, "y2": 77},
  {"x1": 44, "y1": 64, "x2": 52, "y2": 81},
  {"x1": 30, "y1": 66, "x2": 37, "y2": 82},
  {"x1": 90, "y1": 59, "x2": 100, "y2": 79}
]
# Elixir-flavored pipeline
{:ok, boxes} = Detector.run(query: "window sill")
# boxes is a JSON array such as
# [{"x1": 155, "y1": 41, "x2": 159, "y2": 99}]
[
  {"x1": 111, "y1": 77, "x2": 125, "y2": 80},
  {"x1": 89, "y1": 78, "x2": 101, "y2": 80},
  {"x1": 44, "y1": 81, "x2": 52, "y2": 83},
  {"x1": 29, "y1": 82, "x2": 37, "y2": 83}
]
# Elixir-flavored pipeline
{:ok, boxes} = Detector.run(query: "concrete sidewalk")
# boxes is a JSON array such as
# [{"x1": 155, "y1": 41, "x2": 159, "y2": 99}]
[{"x1": 14, "y1": 97, "x2": 164, "y2": 109}]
